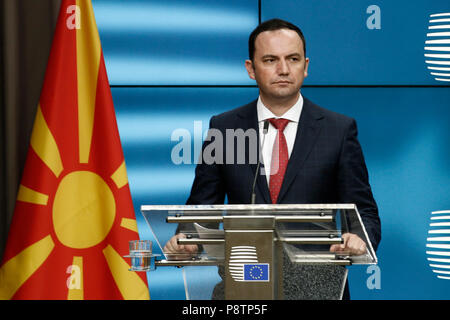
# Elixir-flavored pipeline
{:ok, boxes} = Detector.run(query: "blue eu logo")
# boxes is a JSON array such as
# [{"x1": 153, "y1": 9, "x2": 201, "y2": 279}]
[{"x1": 243, "y1": 264, "x2": 269, "y2": 281}]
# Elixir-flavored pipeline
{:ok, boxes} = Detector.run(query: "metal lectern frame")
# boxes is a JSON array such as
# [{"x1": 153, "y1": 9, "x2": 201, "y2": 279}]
[{"x1": 140, "y1": 204, "x2": 377, "y2": 300}]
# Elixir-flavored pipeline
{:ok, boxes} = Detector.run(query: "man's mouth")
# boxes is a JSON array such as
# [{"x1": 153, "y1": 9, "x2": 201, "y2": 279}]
[{"x1": 273, "y1": 80, "x2": 291, "y2": 84}]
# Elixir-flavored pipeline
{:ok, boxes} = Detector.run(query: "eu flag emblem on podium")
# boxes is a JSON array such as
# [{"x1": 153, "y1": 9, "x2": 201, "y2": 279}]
[{"x1": 243, "y1": 264, "x2": 269, "y2": 281}]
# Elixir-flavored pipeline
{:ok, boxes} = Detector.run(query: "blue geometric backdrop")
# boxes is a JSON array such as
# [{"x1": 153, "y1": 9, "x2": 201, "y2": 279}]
[{"x1": 93, "y1": 0, "x2": 450, "y2": 299}]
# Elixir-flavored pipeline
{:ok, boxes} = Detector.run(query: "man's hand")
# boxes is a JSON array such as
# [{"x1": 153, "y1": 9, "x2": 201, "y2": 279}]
[
  {"x1": 330, "y1": 233, "x2": 367, "y2": 255},
  {"x1": 163, "y1": 233, "x2": 199, "y2": 260}
]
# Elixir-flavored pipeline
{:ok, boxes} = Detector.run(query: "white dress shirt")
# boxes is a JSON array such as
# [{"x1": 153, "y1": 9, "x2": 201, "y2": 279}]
[{"x1": 257, "y1": 94, "x2": 304, "y2": 185}]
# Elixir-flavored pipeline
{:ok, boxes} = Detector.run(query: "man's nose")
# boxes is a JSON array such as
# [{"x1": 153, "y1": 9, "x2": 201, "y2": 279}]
[{"x1": 277, "y1": 59, "x2": 289, "y2": 75}]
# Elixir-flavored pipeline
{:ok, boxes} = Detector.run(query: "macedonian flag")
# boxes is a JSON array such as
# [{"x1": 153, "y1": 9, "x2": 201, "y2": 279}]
[{"x1": 0, "y1": 0, "x2": 149, "y2": 299}]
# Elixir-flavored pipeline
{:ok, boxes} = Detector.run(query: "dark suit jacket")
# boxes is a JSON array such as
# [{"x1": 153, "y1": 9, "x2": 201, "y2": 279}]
[{"x1": 186, "y1": 96, "x2": 381, "y2": 251}]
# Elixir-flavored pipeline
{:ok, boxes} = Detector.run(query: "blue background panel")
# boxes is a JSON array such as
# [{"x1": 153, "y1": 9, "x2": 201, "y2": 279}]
[
  {"x1": 93, "y1": 0, "x2": 258, "y2": 85},
  {"x1": 112, "y1": 88, "x2": 257, "y2": 299},
  {"x1": 262, "y1": 0, "x2": 450, "y2": 85},
  {"x1": 112, "y1": 86, "x2": 450, "y2": 299},
  {"x1": 302, "y1": 87, "x2": 450, "y2": 299},
  {"x1": 112, "y1": 87, "x2": 258, "y2": 205},
  {"x1": 93, "y1": 0, "x2": 450, "y2": 299}
]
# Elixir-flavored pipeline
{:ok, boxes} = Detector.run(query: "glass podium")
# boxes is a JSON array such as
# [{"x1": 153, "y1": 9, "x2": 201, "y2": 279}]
[{"x1": 139, "y1": 204, "x2": 377, "y2": 300}]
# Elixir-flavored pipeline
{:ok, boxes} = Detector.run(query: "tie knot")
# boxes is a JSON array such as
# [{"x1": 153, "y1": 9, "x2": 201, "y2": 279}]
[{"x1": 269, "y1": 118, "x2": 290, "y2": 132}]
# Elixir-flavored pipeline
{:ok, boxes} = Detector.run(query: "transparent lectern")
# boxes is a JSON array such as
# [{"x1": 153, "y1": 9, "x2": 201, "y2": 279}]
[{"x1": 140, "y1": 204, "x2": 377, "y2": 300}]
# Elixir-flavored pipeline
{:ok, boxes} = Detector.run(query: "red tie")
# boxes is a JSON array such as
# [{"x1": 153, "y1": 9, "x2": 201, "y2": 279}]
[{"x1": 269, "y1": 118, "x2": 290, "y2": 204}]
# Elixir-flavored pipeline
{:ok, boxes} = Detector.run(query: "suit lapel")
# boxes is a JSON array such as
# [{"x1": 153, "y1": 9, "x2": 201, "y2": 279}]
[
  {"x1": 276, "y1": 97, "x2": 324, "y2": 203},
  {"x1": 237, "y1": 101, "x2": 271, "y2": 204}
]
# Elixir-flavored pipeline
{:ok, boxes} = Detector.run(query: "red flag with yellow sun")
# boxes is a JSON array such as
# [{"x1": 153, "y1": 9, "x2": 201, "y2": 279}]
[{"x1": 0, "y1": 0, "x2": 149, "y2": 300}]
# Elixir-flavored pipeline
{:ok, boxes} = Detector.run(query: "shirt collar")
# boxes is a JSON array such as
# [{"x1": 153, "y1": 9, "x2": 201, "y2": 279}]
[{"x1": 257, "y1": 93, "x2": 303, "y2": 123}]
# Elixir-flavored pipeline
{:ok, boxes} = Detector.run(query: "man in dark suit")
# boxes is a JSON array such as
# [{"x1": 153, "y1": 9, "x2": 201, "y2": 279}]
[{"x1": 164, "y1": 18, "x2": 381, "y2": 299}]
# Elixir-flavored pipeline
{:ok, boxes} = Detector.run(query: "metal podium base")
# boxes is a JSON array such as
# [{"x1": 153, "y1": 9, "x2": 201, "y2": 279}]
[{"x1": 140, "y1": 204, "x2": 378, "y2": 300}]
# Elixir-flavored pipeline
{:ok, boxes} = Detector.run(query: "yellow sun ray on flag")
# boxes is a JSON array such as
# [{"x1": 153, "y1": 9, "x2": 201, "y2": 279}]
[
  {"x1": 67, "y1": 256, "x2": 84, "y2": 300},
  {"x1": 120, "y1": 218, "x2": 139, "y2": 233},
  {"x1": 0, "y1": 236, "x2": 55, "y2": 300},
  {"x1": 76, "y1": 0, "x2": 101, "y2": 164},
  {"x1": 30, "y1": 105, "x2": 63, "y2": 177},
  {"x1": 17, "y1": 185, "x2": 49, "y2": 206},
  {"x1": 111, "y1": 161, "x2": 129, "y2": 189}
]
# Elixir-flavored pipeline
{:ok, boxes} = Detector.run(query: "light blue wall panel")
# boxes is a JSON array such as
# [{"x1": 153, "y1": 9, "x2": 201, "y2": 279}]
[
  {"x1": 262, "y1": 0, "x2": 450, "y2": 85},
  {"x1": 93, "y1": 0, "x2": 258, "y2": 85},
  {"x1": 112, "y1": 87, "x2": 258, "y2": 299}
]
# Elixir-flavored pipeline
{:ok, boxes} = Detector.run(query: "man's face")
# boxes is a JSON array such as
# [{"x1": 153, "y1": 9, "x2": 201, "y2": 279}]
[{"x1": 245, "y1": 29, "x2": 309, "y2": 103}]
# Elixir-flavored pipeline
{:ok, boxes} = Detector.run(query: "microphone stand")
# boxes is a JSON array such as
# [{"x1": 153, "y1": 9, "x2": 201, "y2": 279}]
[{"x1": 251, "y1": 120, "x2": 269, "y2": 204}]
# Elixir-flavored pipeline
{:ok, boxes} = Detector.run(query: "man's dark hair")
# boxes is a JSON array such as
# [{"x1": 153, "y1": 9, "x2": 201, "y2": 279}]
[{"x1": 248, "y1": 18, "x2": 306, "y2": 62}]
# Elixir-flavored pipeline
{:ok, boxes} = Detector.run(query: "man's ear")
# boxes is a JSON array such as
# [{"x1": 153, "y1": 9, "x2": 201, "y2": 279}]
[
  {"x1": 304, "y1": 57, "x2": 310, "y2": 78},
  {"x1": 245, "y1": 59, "x2": 256, "y2": 80}
]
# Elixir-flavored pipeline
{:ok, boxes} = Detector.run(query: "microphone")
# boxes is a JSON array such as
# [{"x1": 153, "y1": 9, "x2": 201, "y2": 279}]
[{"x1": 251, "y1": 120, "x2": 270, "y2": 204}]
